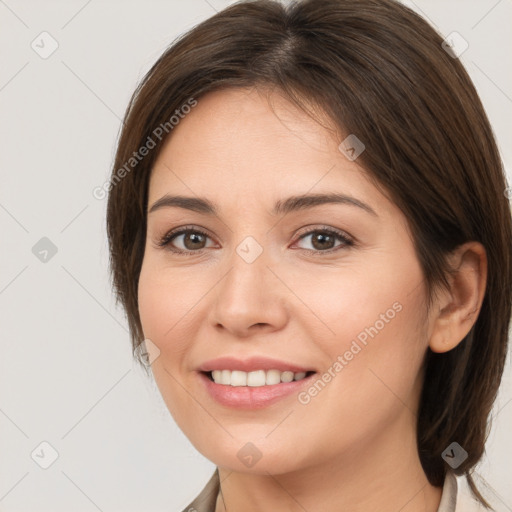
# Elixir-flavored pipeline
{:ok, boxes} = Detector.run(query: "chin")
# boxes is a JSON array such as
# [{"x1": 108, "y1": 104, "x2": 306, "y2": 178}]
[{"x1": 190, "y1": 434, "x2": 311, "y2": 475}]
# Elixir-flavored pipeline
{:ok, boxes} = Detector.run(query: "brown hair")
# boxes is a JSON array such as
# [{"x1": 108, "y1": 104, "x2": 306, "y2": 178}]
[{"x1": 106, "y1": 0, "x2": 512, "y2": 507}]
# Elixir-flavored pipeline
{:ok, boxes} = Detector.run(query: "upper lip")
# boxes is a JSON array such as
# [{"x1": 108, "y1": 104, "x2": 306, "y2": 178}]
[{"x1": 198, "y1": 356, "x2": 315, "y2": 373}]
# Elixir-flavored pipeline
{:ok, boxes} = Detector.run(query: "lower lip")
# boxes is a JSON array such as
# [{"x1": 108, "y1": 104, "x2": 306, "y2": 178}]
[{"x1": 199, "y1": 371, "x2": 315, "y2": 409}]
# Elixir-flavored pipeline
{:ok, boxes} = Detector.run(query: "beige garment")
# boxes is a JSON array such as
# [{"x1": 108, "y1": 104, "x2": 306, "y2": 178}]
[{"x1": 181, "y1": 468, "x2": 489, "y2": 512}]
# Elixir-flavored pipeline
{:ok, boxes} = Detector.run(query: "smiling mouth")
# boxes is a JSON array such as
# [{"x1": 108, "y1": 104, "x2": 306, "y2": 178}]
[{"x1": 203, "y1": 369, "x2": 316, "y2": 387}]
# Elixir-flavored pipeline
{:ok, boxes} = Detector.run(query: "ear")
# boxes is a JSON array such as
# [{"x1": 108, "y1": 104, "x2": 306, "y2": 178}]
[{"x1": 428, "y1": 241, "x2": 487, "y2": 353}]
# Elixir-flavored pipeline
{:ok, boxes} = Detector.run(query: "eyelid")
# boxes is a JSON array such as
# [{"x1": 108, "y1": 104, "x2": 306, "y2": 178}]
[{"x1": 294, "y1": 224, "x2": 353, "y2": 242}]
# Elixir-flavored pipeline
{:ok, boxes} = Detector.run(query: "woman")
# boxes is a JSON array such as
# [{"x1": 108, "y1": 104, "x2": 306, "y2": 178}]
[{"x1": 106, "y1": 0, "x2": 512, "y2": 510}]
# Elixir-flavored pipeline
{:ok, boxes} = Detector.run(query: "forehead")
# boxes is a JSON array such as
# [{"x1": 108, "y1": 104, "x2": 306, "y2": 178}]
[
  {"x1": 154, "y1": 87, "x2": 337, "y2": 170},
  {"x1": 148, "y1": 87, "x2": 397, "y2": 222}
]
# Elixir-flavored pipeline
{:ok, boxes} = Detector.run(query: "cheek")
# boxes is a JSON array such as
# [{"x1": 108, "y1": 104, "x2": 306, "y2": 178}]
[
  {"x1": 301, "y1": 247, "x2": 424, "y2": 367},
  {"x1": 137, "y1": 260, "x2": 199, "y2": 360},
  {"x1": 137, "y1": 261, "x2": 206, "y2": 428},
  {"x1": 308, "y1": 258, "x2": 428, "y2": 425}
]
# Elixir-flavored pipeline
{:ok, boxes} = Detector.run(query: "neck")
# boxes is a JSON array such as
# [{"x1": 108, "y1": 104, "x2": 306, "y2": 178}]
[{"x1": 215, "y1": 415, "x2": 443, "y2": 512}]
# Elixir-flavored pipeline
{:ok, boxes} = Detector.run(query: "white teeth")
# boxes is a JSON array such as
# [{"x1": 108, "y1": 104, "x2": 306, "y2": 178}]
[
  {"x1": 247, "y1": 370, "x2": 266, "y2": 387},
  {"x1": 220, "y1": 369, "x2": 231, "y2": 385},
  {"x1": 209, "y1": 369, "x2": 310, "y2": 386},
  {"x1": 266, "y1": 369, "x2": 281, "y2": 385},
  {"x1": 281, "y1": 371, "x2": 294, "y2": 383},
  {"x1": 230, "y1": 370, "x2": 247, "y2": 387}
]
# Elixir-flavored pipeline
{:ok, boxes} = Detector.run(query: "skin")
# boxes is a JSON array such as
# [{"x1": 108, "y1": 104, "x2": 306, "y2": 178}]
[{"x1": 137, "y1": 86, "x2": 487, "y2": 512}]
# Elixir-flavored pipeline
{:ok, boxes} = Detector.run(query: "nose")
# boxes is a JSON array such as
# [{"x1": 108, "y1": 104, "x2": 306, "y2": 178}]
[{"x1": 208, "y1": 243, "x2": 289, "y2": 338}]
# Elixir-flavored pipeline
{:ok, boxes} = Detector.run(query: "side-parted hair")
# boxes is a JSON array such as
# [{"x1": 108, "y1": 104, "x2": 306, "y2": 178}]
[{"x1": 106, "y1": 0, "x2": 512, "y2": 507}]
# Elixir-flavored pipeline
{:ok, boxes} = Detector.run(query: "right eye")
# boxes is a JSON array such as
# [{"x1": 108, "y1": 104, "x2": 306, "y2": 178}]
[{"x1": 157, "y1": 227, "x2": 216, "y2": 255}]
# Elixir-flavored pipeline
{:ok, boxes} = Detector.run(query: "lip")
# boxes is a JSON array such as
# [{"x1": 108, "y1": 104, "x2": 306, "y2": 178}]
[
  {"x1": 197, "y1": 356, "x2": 314, "y2": 373},
  {"x1": 198, "y1": 371, "x2": 316, "y2": 409}
]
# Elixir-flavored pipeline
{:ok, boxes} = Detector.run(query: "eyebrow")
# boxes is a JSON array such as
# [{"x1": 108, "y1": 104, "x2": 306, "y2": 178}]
[{"x1": 148, "y1": 192, "x2": 378, "y2": 217}]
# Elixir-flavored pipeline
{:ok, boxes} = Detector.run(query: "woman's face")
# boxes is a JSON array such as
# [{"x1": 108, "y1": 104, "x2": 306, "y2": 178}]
[{"x1": 138, "y1": 87, "x2": 432, "y2": 474}]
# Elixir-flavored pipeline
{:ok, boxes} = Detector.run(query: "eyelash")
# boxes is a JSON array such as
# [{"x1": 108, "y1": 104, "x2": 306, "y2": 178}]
[{"x1": 156, "y1": 225, "x2": 355, "y2": 256}]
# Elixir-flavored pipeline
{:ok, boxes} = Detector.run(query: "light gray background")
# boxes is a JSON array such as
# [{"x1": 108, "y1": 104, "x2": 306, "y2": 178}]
[{"x1": 0, "y1": 1, "x2": 511, "y2": 511}]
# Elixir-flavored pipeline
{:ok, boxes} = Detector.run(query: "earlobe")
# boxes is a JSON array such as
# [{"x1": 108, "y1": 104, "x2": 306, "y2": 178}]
[{"x1": 428, "y1": 241, "x2": 487, "y2": 354}]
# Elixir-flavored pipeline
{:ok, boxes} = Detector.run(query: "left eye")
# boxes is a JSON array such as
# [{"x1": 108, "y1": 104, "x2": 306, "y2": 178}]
[{"x1": 294, "y1": 229, "x2": 353, "y2": 252}]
